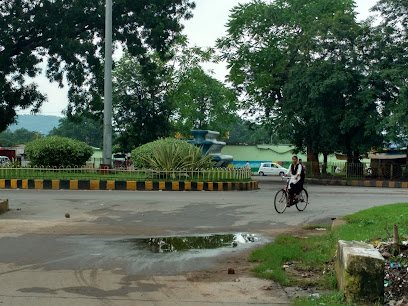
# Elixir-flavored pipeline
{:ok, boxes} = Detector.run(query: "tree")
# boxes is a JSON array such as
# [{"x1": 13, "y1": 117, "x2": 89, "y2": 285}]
[
  {"x1": 168, "y1": 46, "x2": 238, "y2": 137},
  {"x1": 0, "y1": 128, "x2": 41, "y2": 147},
  {"x1": 112, "y1": 53, "x2": 173, "y2": 152},
  {"x1": 371, "y1": 0, "x2": 408, "y2": 162},
  {"x1": 218, "y1": 0, "x2": 382, "y2": 169},
  {"x1": 226, "y1": 119, "x2": 271, "y2": 144},
  {"x1": 0, "y1": 0, "x2": 195, "y2": 133},
  {"x1": 48, "y1": 116, "x2": 103, "y2": 148}
]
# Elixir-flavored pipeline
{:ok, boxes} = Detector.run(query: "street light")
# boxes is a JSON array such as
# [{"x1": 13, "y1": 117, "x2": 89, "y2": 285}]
[{"x1": 103, "y1": 0, "x2": 113, "y2": 167}]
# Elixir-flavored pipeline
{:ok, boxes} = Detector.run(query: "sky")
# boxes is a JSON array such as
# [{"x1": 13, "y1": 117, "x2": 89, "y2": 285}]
[{"x1": 19, "y1": 0, "x2": 378, "y2": 117}]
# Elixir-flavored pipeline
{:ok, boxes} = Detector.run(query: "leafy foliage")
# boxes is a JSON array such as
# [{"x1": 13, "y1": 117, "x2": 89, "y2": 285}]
[
  {"x1": 168, "y1": 45, "x2": 238, "y2": 136},
  {"x1": 48, "y1": 115, "x2": 103, "y2": 148},
  {"x1": 131, "y1": 137, "x2": 214, "y2": 170},
  {"x1": 0, "y1": 128, "x2": 42, "y2": 147},
  {"x1": 226, "y1": 119, "x2": 272, "y2": 144},
  {"x1": 25, "y1": 136, "x2": 93, "y2": 167},
  {"x1": 0, "y1": 0, "x2": 195, "y2": 133},
  {"x1": 217, "y1": 0, "x2": 382, "y2": 162},
  {"x1": 112, "y1": 54, "x2": 173, "y2": 152},
  {"x1": 371, "y1": 0, "x2": 408, "y2": 146}
]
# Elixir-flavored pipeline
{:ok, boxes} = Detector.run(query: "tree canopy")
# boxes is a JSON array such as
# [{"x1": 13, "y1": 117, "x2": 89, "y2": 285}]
[
  {"x1": 112, "y1": 53, "x2": 173, "y2": 152},
  {"x1": 0, "y1": 0, "x2": 195, "y2": 133},
  {"x1": 371, "y1": 0, "x2": 408, "y2": 147},
  {"x1": 48, "y1": 115, "x2": 103, "y2": 148},
  {"x1": 218, "y1": 0, "x2": 383, "y2": 163},
  {"x1": 0, "y1": 128, "x2": 41, "y2": 147}
]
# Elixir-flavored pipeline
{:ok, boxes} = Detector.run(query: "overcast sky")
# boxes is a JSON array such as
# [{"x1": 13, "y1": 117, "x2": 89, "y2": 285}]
[{"x1": 19, "y1": 0, "x2": 378, "y2": 117}]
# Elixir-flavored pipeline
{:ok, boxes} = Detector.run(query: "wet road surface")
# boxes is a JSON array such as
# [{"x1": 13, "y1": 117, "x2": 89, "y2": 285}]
[{"x1": 0, "y1": 181, "x2": 407, "y2": 305}]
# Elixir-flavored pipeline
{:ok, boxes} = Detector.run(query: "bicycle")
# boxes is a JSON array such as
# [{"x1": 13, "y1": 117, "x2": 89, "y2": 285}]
[{"x1": 274, "y1": 177, "x2": 308, "y2": 213}]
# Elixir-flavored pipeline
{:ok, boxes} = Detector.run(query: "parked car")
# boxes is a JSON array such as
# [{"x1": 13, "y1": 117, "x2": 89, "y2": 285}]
[
  {"x1": 0, "y1": 156, "x2": 10, "y2": 166},
  {"x1": 258, "y1": 162, "x2": 287, "y2": 176}
]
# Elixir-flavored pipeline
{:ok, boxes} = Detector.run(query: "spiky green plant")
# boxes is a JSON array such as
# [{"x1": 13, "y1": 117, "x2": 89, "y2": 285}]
[{"x1": 131, "y1": 138, "x2": 214, "y2": 170}]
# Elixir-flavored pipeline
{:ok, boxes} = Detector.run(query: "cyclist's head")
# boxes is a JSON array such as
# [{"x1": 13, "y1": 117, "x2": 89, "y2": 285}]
[{"x1": 292, "y1": 156, "x2": 298, "y2": 163}]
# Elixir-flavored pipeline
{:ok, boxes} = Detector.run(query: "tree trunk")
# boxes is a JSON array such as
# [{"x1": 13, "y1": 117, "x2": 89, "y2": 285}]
[
  {"x1": 307, "y1": 143, "x2": 320, "y2": 175},
  {"x1": 406, "y1": 144, "x2": 408, "y2": 165},
  {"x1": 322, "y1": 153, "x2": 328, "y2": 175}
]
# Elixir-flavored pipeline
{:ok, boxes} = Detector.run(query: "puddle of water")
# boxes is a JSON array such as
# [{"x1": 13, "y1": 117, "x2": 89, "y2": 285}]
[{"x1": 114, "y1": 234, "x2": 260, "y2": 253}]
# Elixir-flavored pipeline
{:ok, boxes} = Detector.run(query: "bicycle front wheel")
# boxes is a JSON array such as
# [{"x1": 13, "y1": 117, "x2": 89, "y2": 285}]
[
  {"x1": 296, "y1": 188, "x2": 308, "y2": 211},
  {"x1": 274, "y1": 189, "x2": 288, "y2": 213}
]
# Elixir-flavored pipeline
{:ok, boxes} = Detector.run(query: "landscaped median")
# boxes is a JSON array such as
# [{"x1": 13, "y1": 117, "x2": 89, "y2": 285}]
[
  {"x1": 306, "y1": 177, "x2": 408, "y2": 188},
  {"x1": 0, "y1": 178, "x2": 258, "y2": 191}
]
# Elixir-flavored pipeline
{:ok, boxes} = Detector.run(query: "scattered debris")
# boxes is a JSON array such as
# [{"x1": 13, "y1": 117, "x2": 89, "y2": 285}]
[{"x1": 374, "y1": 237, "x2": 408, "y2": 305}]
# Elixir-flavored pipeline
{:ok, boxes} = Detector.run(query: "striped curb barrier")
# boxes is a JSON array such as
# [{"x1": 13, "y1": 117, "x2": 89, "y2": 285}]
[
  {"x1": 306, "y1": 178, "x2": 408, "y2": 189},
  {"x1": 0, "y1": 179, "x2": 258, "y2": 192}
]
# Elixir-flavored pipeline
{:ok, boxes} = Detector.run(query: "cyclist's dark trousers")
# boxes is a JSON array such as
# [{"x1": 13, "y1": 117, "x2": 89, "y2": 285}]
[{"x1": 289, "y1": 181, "x2": 302, "y2": 198}]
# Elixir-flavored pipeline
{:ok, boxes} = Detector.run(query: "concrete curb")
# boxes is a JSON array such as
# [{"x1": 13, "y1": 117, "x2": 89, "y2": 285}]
[
  {"x1": 0, "y1": 179, "x2": 258, "y2": 191},
  {"x1": 0, "y1": 199, "x2": 8, "y2": 214},
  {"x1": 306, "y1": 178, "x2": 408, "y2": 188}
]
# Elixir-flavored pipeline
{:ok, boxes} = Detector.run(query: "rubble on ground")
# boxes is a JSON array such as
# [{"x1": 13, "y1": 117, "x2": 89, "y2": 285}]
[{"x1": 375, "y1": 237, "x2": 408, "y2": 305}]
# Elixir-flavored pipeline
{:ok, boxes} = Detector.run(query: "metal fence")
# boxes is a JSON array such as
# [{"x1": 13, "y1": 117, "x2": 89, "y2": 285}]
[
  {"x1": 0, "y1": 166, "x2": 252, "y2": 182},
  {"x1": 304, "y1": 162, "x2": 408, "y2": 180}
]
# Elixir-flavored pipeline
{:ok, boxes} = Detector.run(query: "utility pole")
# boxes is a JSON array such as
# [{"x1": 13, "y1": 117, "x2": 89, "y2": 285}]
[{"x1": 103, "y1": 0, "x2": 113, "y2": 166}]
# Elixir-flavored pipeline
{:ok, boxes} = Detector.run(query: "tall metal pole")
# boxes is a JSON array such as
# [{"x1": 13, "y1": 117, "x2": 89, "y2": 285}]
[{"x1": 103, "y1": 0, "x2": 113, "y2": 166}]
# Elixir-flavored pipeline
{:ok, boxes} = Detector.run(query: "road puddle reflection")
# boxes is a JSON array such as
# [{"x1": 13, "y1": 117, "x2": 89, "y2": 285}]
[{"x1": 116, "y1": 234, "x2": 260, "y2": 253}]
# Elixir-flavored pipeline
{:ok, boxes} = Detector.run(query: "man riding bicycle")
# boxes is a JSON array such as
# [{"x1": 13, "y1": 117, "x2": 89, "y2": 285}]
[{"x1": 286, "y1": 155, "x2": 303, "y2": 206}]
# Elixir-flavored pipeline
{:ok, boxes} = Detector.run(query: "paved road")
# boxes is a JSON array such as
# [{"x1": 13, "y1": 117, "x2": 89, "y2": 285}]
[
  {"x1": 1, "y1": 180, "x2": 407, "y2": 233},
  {"x1": 0, "y1": 181, "x2": 407, "y2": 305}
]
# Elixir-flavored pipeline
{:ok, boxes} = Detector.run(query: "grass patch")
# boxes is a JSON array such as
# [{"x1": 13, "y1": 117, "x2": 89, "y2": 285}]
[
  {"x1": 293, "y1": 292, "x2": 348, "y2": 305},
  {"x1": 339, "y1": 203, "x2": 408, "y2": 242},
  {"x1": 250, "y1": 234, "x2": 337, "y2": 288},
  {"x1": 251, "y1": 202, "x2": 408, "y2": 303}
]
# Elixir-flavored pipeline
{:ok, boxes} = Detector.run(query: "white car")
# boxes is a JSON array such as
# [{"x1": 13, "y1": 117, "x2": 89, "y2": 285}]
[
  {"x1": 258, "y1": 162, "x2": 287, "y2": 176},
  {"x1": 0, "y1": 156, "x2": 10, "y2": 166}
]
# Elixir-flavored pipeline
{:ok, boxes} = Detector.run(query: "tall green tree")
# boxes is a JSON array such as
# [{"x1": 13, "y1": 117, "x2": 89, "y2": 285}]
[
  {"x1": 112, "y1": 54, "x2": 173, "y2": 152},
  {"x1": 168, "y1": 45, "x2": 238, "y2": 137},
  {"x1": 0, "y1": 0, "x2": 195, "y2": 132},
  {"x1": 48, "y1": 116, "x2": 103, "y2": 147},
  {"x1": 371, "y1": 0, "x2": 408, "y2": 148},
  {"x1": 218, "y1": 0, "x2": 382, "y2": 166}
]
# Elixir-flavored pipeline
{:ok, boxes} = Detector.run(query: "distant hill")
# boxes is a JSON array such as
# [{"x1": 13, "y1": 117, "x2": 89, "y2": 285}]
[{"x1": 9, "y1": 115, "x2": 61, "y2": 135}]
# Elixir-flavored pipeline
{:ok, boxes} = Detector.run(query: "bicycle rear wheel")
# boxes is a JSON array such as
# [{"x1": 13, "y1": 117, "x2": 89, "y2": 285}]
[
  {"x1": 296, "y1": 188, "x2": 308, "y2": 211},
  {"x1": 274, "y1": 189, "x2": 288, "y2": 213}
]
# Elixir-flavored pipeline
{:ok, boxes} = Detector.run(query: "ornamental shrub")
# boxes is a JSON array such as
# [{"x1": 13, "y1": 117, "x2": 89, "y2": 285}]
[
  {"x1": 131, "y1": 138, "x2": 214, "y2": 170},
  {"x1": 25, "y1": 136, "x2": 93, "y2": 167}
]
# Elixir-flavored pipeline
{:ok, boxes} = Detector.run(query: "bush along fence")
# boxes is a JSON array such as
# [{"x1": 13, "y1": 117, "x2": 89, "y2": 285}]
[{"x1": 0, "y1": 166, "x2": 256, "y2": 191}]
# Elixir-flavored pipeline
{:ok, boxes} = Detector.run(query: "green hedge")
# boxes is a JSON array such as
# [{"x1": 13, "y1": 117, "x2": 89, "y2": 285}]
[{"x1": 25, "y1": 136, "x2": 93, "y2": 167}]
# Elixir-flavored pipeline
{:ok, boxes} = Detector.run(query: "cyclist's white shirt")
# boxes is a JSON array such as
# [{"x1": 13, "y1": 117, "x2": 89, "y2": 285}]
[{"x1": 286, "y1": 164, "x2": 301, "y2": 189}]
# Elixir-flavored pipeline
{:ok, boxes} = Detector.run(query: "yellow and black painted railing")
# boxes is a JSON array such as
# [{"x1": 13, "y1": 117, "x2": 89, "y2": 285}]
[{"x1": 0, "y1": 179, "x2": 258, "y2": 191}]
